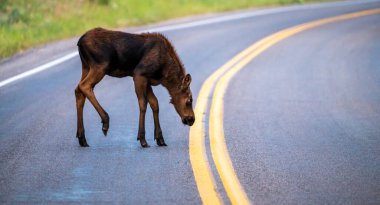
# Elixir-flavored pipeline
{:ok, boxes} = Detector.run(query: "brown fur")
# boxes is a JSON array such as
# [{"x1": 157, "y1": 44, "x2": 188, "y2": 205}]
[{"x1": 75, "y1": 27, "x2": 195, "y2": 147}]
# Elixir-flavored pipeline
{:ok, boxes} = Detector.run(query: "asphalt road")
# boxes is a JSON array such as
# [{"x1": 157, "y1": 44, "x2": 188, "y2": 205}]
[{"x1": 1, "y1": 0, "x2": 380, "y2": 204}]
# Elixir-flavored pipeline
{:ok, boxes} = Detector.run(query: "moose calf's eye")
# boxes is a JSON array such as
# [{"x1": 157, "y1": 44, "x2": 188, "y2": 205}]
[{"x1": 187, "y1": 98, "x2": 193, "y2": 105}]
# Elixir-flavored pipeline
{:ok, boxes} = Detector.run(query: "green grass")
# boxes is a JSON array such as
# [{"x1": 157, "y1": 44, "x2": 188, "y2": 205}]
[{"x1": 1, "y1": 0, "x2": 323, "y2": 59}]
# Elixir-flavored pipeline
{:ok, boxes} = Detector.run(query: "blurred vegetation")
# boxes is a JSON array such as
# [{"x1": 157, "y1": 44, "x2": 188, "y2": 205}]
[{"x1": 1, "y1": 0, "x2": 322, "y2": 58}]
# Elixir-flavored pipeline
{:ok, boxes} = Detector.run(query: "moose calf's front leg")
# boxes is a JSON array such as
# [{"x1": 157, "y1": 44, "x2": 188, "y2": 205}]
[
  {"x1": 134, "y1": 75, "x2": 149, "y2": 148},
  {"x1": 147, "y1": 86, "x2": 166, "y2": 146}
]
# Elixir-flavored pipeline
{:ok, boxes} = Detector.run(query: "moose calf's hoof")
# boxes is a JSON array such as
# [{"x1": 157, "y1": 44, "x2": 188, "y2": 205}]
[
  {"x1": 102, "y1": 113, "x2": 109, "y2": 136},
  {"x1": 102, "y1": 127, "x2": 108, "y2": 136},
  {"x1": 78, "y1": 137, "x2": 89, "y2": 147},
  {"x1": 140, "y1": 139, "x2": 149, "y2": 148},
  {"x1": 102, "y1": 121, "x2": 109, "y2": 136},
  {"x1": 156, "y1": 138, "x2": 167, "y2": 146},
  {"x1": 102, "y1": 122, "x2": 110, "y2": 136},
  {"x1": 155, "y1": 131, "x2": 166, "y2": 146}
]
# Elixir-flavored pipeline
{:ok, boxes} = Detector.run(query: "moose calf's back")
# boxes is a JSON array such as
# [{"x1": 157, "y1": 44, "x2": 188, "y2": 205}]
[{"x1": 77, "y1": 27, "x2": 170, "y2": 79}]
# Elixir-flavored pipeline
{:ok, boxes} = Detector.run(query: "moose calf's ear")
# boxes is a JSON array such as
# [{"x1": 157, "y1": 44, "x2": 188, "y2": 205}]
[
  {"x1": 181, "y1": 74, "x2": 192, "y2": 91},
  {"x1": 183, "y1": 74, "x2": 192, "y2": 86}
]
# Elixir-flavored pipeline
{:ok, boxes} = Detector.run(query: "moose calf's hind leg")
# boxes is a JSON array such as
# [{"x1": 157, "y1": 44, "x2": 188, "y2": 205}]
[
  {"x1": 79, "y1": 69, "x2": 110, "y2": 137},
  {"x1": 75, "y1": 86, "x2": 89, "y2": 147}
]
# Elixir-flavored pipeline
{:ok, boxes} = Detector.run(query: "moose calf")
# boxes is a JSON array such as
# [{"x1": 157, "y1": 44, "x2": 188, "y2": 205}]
[{"x1": 75, "y1": 27, "x2": 195, "y2": 148}]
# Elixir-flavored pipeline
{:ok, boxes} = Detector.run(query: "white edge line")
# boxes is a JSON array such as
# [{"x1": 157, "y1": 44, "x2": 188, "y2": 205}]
[
  {"x1": 0, "y1": 0, "x2": 376, "y2": 88},
  {"x1": 0, "y1": 52, "x2": 79, "y2": 88}
]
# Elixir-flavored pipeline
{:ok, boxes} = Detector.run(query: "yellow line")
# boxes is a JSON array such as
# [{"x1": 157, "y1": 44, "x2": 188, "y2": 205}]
[
  {"x1": 190, "y1": 8, "x2": 380, "y2": 205},
  {"x1": 188, "y1": 19, "x2": 284, "y2": 204},
  {"x1": 188, "y1": 32, "x2": 272, "y2": 205}
]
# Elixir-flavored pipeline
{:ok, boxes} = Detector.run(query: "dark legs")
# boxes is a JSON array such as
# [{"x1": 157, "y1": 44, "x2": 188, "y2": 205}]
[
  {"x1": 75, "y1": 66, "x2": 166, "y2": 148},
  {"x1": 134, "y1": 75, "x2": 167, "y2": 148},
  {"x1": 147, "y1": 86, "x2": 166, "y2": 146},
  {"x1": 75, "y1": 86, "x2": 89, "y2": 147},
  {"x1": 75, "y1": 66, "x2": 108, "y2": 147},
  {"x1": 134, "y1": 75, "x2": 149, "y2": 147},
  {"x1": 79, "y1": 69, "x2": 109, "y2": 136},
  {"x1": 75, "y1": 66, "x2": 89, "y2": 147}
]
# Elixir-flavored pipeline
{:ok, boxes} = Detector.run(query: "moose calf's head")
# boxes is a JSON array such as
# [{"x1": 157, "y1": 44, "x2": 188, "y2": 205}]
[{"x1": 171, "y1": 74, "x2": 195, "y2": 126}]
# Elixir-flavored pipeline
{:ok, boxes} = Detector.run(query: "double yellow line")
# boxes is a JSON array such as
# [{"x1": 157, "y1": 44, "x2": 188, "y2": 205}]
[{"x1": 189, "y1": 8, "x2": 380, "y2": 205}]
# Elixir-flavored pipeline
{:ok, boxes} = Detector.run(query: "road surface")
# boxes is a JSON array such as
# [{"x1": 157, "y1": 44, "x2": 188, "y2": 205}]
[{"x1": 1, "y1": 0, "x2": 379, "y2": 204}]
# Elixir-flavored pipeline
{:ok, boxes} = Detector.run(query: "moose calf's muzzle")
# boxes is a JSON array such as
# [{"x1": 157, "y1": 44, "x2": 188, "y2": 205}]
[{"x1": 182, "y1": 116, "x2": 195, "y2": 126}]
